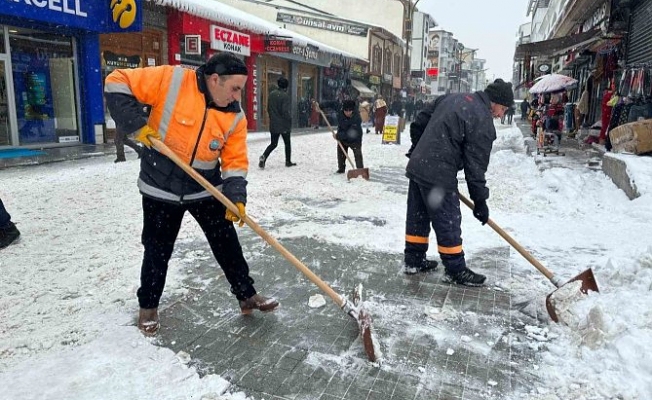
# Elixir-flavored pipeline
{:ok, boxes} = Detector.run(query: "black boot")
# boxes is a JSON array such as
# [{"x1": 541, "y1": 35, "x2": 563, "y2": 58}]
[
  {"x1": 444, "y1": 267, "x2": 486, "y2": 286},
  {"x1": 0, "y1": 222, "x2": 20, "y2": 250},
  {"x1": 258, "y1": 155, "x2": 266, "y2": 169},
  {"x1": 403, "y1": 259, "x2": 438, "y2": 275},
  {"x1": 285, "y1": 161, "x2": 297, "y2": 167}
]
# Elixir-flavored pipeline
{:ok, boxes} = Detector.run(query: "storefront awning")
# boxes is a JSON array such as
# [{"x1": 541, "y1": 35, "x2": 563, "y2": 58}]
[
  {"x1": 514, "y1": 29, "x2": 602, "y2": 60},
  {"x1": 350, "y1": 80, "x2": 375, "y2": 97},
  {"x1": 156, "y1": 0, "x2": 361, "y2": 60}
]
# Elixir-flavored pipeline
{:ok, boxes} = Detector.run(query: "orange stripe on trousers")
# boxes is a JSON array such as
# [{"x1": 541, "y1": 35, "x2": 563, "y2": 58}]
[
  {"x1": 437, "y1": 245, "x2": 463, "y2": 254},
  {"x1": 405, "y1": 234, "x2": 429, "y2": 244}
]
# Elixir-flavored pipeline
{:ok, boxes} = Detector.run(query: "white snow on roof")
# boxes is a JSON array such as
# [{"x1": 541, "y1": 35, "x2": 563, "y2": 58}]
[{"x1": 153, "y1": 0, "x2": 361, "y2": 60}]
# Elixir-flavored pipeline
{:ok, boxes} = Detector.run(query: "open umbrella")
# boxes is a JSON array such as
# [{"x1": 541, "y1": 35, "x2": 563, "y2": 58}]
[{"x1": 529, "y1": 73, "x2": 578, "y2": 94}]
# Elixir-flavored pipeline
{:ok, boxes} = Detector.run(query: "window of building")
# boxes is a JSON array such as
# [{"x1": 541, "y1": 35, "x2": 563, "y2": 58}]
[
  {"x1": 384, "y1": 48, "x2": 392, "y2": 74},
  {"x1": 9, "y1": 27, "x2": 78, "y2": 145},
  {"x1": 394, "y1": 53, "x2": 401, "y2": 76},
  {"x1": 372, "y1": 44, "x2": 382, "y2": 75}
]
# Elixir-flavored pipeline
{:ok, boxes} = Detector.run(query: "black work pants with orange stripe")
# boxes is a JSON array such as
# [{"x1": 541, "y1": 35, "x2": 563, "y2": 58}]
[
  {"x1": 404, "y1": 180, "x2": 466, "y2": 274},
  {"x1": 137, "y1": 196, "x2": 256, "y2": 309}
]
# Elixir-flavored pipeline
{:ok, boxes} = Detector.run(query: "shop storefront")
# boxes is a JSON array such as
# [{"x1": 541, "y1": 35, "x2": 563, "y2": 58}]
[
  {"x1": 626, "y1": 0, "x2": 652, "y2": 65},
  {"x1": 0, "y1": 0, "x2": 142, "y2": 148},
  {"x1": 166, "y1": 10, "x2": 263, "y2": 130},
  {"x1": 100, "y1": 3, "x2": 167, "y2": 142}
]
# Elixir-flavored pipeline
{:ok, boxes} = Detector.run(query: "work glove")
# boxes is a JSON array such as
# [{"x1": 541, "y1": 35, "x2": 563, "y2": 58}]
[
  {"x1": 134, "y1": 125, "x2": 161, "y2": 148},
  {"x1": 472, "y1": 199, "x2": 489, "y2": 225},
  {"x1": 225, "y1": 202, "x2": 246, "y2": 227}
]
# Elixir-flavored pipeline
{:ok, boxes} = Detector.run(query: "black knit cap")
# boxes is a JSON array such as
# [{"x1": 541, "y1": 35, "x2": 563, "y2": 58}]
[
  {"x1": 484, "y1": 79, "x2": 514, "y2": 107},
  {"x1": 203, "y1": 52, "x2": 248, "y2": 76},
  {"x1": 342, "y1": 100, "x2": 356, "y2": 111},
  {"x1": 277, "y1": 77, "x2": 289, "y2": 89}
]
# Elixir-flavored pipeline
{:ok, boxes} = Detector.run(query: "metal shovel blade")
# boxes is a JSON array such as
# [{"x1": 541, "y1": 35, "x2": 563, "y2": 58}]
[
  {"x1": 352, "y1": 284, "x2": 378, "y2": 362},
  {"x1": 346, "y1": 168, "x2": 370, "y2": 181},
  {"x1": 545, "y1": 268, "x2": 599, "y2": 323}
]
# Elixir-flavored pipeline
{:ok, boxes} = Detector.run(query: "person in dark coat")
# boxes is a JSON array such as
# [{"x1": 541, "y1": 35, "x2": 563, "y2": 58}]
[
  {"x1": 334, "y1": 100, "x2": 364, "y2": 173},
  {"x1": 0, "y1": 197, "x2": 20, "y2": 250},
  {"x1": 520, "y1": 99, "x2": 530, "y2": 120},
  {"x1": 260, "y1": 77, "x2": 296, "y2": 168},
  {"x1": 402, "y1": 79, "x2": 514, "y2": 285}
]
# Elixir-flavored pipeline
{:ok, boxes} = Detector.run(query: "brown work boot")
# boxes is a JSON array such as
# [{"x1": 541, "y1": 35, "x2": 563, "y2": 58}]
[
  {"x1": 138, "y1": 308, "x2": 160, "y2": 337},
  {"x1": 239, "y1": 294, "x2": 279, "y2": 315}
]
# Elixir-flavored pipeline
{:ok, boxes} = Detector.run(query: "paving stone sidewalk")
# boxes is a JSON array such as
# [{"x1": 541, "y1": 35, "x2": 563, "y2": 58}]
[{"x1": 153, "y1": 162, "x2": 550, "y2": 400}]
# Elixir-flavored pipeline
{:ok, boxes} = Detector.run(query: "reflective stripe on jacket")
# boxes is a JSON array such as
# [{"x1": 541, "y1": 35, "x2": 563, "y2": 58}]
[{"x1": 105, "y1": 65, "x2": 248, "y2": 203}]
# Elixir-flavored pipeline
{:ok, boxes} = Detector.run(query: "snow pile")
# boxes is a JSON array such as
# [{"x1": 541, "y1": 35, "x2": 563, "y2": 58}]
[{"x1": 0, "y1": 121, "x2": 651, "y2": 399}]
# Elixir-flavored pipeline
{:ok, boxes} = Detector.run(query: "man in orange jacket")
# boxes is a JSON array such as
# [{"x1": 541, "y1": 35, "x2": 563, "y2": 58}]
[{"x1": 105, "y1": 52, "x2": 279, "y2": 336}]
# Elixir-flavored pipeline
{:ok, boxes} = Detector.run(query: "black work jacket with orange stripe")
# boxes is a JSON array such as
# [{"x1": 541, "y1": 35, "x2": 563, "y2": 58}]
[
  {"x1": 406, "y1": 92, "x2": 496, "y2": 203},
  {"x1": 104, "y1": 65, "x2": 248, "y2": 205}
]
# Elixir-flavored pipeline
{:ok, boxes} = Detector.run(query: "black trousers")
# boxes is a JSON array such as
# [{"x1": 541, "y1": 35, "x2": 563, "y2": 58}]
[
  {"x1": 262, "y1": 131, "x2": 292, "y2": 163},
  {"x1": 337, "y1": 142, "x2": 364, "y2": 171},
  {"x1": 138, "y1": 196, "x2": 256, "y2": 309},
  {"x1": 404, "y1": 180, "x2": 466, "y2": 273},
  {"x1": 0, "y1": 197, "x2": 11, "y2": 227}
]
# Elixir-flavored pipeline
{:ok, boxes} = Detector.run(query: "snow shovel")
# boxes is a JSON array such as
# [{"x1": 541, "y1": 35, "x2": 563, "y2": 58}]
[
  {"x1": 149, "y1": 137, "x2": 379, "y2": 361},
  {"x1": 318, "y1": 108, "x2": 370, "y2": 181},
  {"x1": 458, "y1": 193, "x2": 599, "y2": 323}
]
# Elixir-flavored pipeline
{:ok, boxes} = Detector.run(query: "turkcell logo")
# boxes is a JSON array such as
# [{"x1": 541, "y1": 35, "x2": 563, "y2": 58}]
[{"x1": 110, "y1": 0, "x2": 137, "y2": 29}]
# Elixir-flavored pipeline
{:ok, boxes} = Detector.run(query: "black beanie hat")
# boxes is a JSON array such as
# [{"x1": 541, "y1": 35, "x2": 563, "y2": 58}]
[
  {"x1": 342, "y1": 100, "x2": 356, "y2": 111},
  {"x1": 203, "y1": 52, "x2": 248, "y2": 76},
  {"x1": 484, "y1": 79, "x2": 514, "y2": 107},
  {"x1": 277, "y1": 77, "x2": 289, "y2": 89}
]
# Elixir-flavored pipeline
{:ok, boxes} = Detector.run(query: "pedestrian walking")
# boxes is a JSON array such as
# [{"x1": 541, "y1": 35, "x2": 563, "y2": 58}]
[
  {"x1": 0, "y1": 197, "x2": 20, "y2": 250},
  {"x1": 373, "y1": 96, "x2": 388, "y2": 135},
  {"x1": 260, "y1": 77, "x2": 296, "y2": 168},
  {"x1": 105, "y1": 52, "x2": 279, "y2": 337},
  {"x1": 402, "y1": 79, "x2": 514, "y2": 285},
  {"x1": 334, "y1": 100, "x2": 364, "y2": 174},
  {"x1": 309, "y1": 98, "x2": 320, "y2": 129},
  {"x1": 359, "y1": 99, "x2": 372, "y2": 134}
]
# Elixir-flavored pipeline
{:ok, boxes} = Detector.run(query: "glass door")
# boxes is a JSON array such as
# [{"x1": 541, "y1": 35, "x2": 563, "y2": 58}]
[{"x1": 0, "y1": 57, "x2": 17, "y2": 147}]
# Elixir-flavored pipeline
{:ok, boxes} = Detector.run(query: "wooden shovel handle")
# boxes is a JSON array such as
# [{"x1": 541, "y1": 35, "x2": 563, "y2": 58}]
[
  {"x1": 317, "y1": 108, "x2": 356, "y2": 168},
  {"x1": 458, "y1": 193, "x2": 556, "y2": 282},
  {"x1": 150, "y1": 137, "x2": 345, "y2": 307}
]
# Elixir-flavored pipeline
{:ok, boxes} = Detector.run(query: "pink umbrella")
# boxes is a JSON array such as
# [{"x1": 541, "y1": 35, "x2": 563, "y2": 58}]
[{"x1": 529, "y1": 73, "x2": 578, "y2": 94}]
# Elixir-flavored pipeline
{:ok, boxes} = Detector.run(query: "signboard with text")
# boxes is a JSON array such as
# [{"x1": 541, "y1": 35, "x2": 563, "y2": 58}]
[
  {"x1": 3, "y1": 0, "x2": 143, "y2": 32},
  {"x1": 264, "y1": 36, "x2": 292, "y2": 53},
  {"x1": 426, "y1": 67, "x2": 439, "y2": 77},
  {"x1": 276, "y1": 12, "x2": 368, "y2": 37},
  {"x1": 381, "y1": 115, "x2": 401, "y2": 145},
  {"x1": 210, "y1": 25, "x2": 251, "y2": 56}
]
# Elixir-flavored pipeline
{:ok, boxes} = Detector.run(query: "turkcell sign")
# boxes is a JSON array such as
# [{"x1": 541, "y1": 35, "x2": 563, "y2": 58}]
[
  {"x1": 210, "y1": 25, "x2": 251, "y2": 56},
  {"x1": 3, "y1": 0, "x2": 143, "y2": 32}
]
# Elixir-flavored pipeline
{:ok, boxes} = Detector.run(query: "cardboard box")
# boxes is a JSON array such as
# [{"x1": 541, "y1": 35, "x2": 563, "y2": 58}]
[{"x1": 609, "y1": 119, "x2": 652, "y2": 155}]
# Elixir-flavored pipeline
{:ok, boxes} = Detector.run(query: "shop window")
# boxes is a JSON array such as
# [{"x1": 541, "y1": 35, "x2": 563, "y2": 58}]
[
  {"x1": 9, "y1": 28, "x2": 78, "y2": 145},
  {"x1": 0, "y1": 27, "x2": 5, "y2": 53},
  {"x1": 372, "y1": 45, "x2": 382, "y2": 75}
]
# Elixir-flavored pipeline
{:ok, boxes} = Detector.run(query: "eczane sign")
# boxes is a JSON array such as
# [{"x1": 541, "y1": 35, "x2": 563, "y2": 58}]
[{"x1": 210, "y1": 25, "x2": 251, "y2": 56}]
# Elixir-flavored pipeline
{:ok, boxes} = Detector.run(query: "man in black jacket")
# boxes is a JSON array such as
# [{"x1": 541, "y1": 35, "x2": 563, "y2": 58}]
[
  {"x1": 334, "y1": 100, "x2": 364, "y2": 173},
  {"x1": 260, "y1": 77, "x2": 296, "y2": 168},
  {"x1": 403, "y1": 79, "x2": 514, "y2": 286}
]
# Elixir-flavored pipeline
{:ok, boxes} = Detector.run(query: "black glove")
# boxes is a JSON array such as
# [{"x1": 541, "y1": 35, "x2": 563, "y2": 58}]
[{"x1": 472, "y1": 199, "x2": 489, "y2": 225}]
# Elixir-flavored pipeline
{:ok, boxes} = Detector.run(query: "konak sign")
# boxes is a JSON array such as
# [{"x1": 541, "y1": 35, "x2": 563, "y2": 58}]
[{"x1": 210, "y1": 25, "x2": 251, "y2": 56}]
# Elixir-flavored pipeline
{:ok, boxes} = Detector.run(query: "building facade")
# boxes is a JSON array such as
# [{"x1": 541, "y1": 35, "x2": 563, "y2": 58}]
[{"x1": 0, "y1": 0, "x2": 143, "y2": 148}]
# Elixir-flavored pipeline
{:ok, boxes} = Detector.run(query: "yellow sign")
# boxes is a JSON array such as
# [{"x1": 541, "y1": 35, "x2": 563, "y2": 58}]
[{"x1": 382, "y1": 115, "x2": 400, "y2": 144}]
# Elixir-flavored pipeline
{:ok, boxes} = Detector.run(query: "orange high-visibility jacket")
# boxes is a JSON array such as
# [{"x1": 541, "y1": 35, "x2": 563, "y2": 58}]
[{"x1": 105, "y1": 65, "x2": 248, "y2": 204}]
